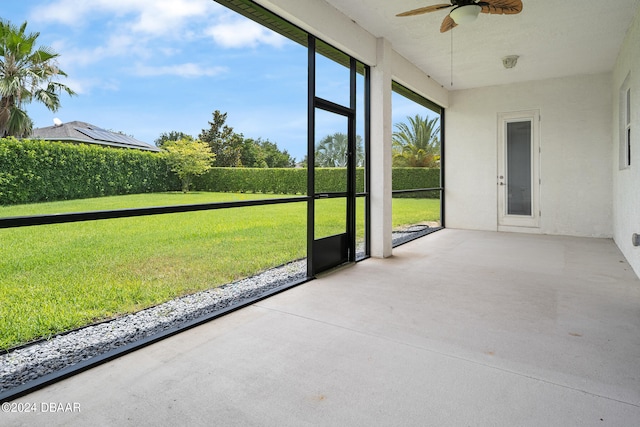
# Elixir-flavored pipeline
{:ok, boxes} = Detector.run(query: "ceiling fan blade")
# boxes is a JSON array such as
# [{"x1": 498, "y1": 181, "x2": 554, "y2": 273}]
[
  {"x1": 440, "y1": 15, "x2": 457, "y2": 33},
  {"x1": 478, "y1": 0, "x2": 523, "y2": 15},
  {"x1": 397, "y1": 4, "x2": 453, "y2": 17}
]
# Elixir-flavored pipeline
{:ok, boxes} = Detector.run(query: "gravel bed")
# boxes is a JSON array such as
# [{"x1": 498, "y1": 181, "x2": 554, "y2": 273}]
[
  {"x1": 392, "y1": 224, "x2": 441, "y2": 246},
  {"x1": 0, "y1": 259, "x2": 306, "y2": 394},
  {"x1": 0, "y1": 228, "x2": 437, "y2": 395}
]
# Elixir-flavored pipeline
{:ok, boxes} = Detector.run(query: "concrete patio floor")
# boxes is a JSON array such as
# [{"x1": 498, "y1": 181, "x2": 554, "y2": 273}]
[{"x1": 4, "y1": 229, "x2": 640, "y2": 426}]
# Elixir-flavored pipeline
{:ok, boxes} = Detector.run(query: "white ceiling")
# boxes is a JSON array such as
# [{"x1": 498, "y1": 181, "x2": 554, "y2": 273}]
[{"x1": 323, "y1": 0, "x2": 640, "y2": 90}]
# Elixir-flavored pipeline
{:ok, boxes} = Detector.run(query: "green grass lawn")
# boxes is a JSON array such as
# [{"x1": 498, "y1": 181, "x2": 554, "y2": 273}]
[
  {"x1": 0, "y1": 192, "x2": 440, "y2": 350},
  {"x1": 0, "y1": 191, "x2": 287, "y2": 217}
]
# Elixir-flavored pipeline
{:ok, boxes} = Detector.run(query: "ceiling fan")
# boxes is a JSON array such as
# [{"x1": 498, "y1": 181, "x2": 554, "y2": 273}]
[{"x1": 397, "y1": 0, "x2": 523, "y2": 33}]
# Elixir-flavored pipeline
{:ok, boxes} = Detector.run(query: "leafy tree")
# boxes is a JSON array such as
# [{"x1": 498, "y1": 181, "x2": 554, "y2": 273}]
[
  {"x1": 163, "y1": 138, "x2": 215, "y2": 192},
  {"x1": 155, "y1": 131, "x2": 193, "y2": 148},
  {"x1": 240, "y1": 138, "x2": 267, "y2": 168},
  {"x1": 198, "y1": 110, "x2": 244, "y2": 167},
  {"x1": 242, "y1": 137, "x2": 295, "y2": 168},
  {"x1": 392, "y1": 115, "x2": 440, "y2": 168},
  {"x1": 0, "y1": 20, "x2": 75, "y2": 137},
  {"x1": 198, "y1": 111, "x2": 296, "y2": 168},
  {"x1": 259, "y1": 139, "x2": 296, "y2": 168},
  {"x1": 315, "y1": 132, "x2": 364, "y2": 167}
]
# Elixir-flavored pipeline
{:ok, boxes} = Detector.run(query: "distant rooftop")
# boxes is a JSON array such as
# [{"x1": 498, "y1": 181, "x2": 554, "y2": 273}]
[{"x1": 30, "y1": 121, "x2": 161, "y2": 152}]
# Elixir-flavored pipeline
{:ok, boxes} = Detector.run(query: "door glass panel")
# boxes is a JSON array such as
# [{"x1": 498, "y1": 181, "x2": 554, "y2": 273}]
[
  {"x1": 315, "y1": 198, "x2": 347, "y2": 239},
  {"x1": 314, "y1": 109, "x2": 348, "y2": 238},
  {"x1": 315, "y1": 41, "x2": 350, "y2": 107},
  {"x1": 506, "y1": 121, "x2": 532, "y2": 216}
]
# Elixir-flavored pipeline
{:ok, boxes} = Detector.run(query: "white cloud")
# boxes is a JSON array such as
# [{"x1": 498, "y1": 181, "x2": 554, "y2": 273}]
[
  {"x1": 28, "y1": 0, "x2": 286, "y2": 84},
  {"x1": 31, "y1": 0, "x2": 288, "y2": 62},
  {"x1": 129, "y1": 0, "x2": 213, "y2": 35},
  {"x1": 57, "y1": 77, "x2": 88, "y2": 95},
  {"x1": 29, "y1": 0, "x2": 242, "y2": 70},
  {"x1": 33, "y1": 0, "x2": 215, "y2": 36},
  {"x1": 132, "y1": 63, "x2": 228, "y2": 78},
  {"x1": 159, "y1": 47, "x2": 181, "y2": 57},
  {"x1": 59, "y1": 77, "x2": 120, "y2": 95},
  {"x1": 205, "y1": 18, "x2": 288, "y2": 49},
  {"x1": 30, "y1": 1, "x2": 93, "y2": 26},
  {"x1": 52, "y1": 32, "x2": 142, "y2": 69}
]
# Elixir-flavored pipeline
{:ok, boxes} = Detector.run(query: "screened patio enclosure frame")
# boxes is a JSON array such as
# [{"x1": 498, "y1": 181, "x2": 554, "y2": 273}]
[
  {"x1": 390, "y1": 81, "x2": 445, "y2": 247},
  {"x1": 0, "y1": 0, "x2": 381, "y2": 402},
  {"x1": 0, "y1": 1, "x2": 373, "y2": 261}
]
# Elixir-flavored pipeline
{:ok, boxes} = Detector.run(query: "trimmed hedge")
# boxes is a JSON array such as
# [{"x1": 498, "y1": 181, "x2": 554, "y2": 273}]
[
  {"x1": 195, "y1": 167, "x2": 308, "y2": 194},
  {"x1": 0, "y1": 138, "x2": 442, "y2": 205},
  {"x1": 315, "y1": 168, "x2": 365, "y2": 194},
  {"x1": 195, "y1": 167, "x2": 440, "y2": 197},
  {"x1": 0, "y1": 138, "x2": 180, "y2": 206},
  {"x1": 392, "y1": 167, "x2": 440, "y2": 190},
  {"x1": 392, "y1": 167, "x2": 441, "y2": 198}
]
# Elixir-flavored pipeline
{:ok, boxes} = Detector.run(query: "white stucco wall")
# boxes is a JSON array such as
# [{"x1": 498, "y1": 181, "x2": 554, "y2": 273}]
[
  {"x1": 247, "y1": 0, "x2": 629, "y2": 254},
  {"x1": 446, "y1": 73, "x2": 613, "y2": 238},
  {"x1": 612, "y1": 8, "x2": 640, "y2": 277}
]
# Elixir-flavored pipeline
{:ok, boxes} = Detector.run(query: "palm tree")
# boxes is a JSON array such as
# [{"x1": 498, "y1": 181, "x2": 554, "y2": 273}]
[
  {"x1": 392, "y1": 115, "x2": 440, "y2": 167},
  {"x1": 315, "y1": 132, "x2": 364, "y2": 167},
  {"x1": 0, "y1": 20, "x2": 75, "y2": 137}
]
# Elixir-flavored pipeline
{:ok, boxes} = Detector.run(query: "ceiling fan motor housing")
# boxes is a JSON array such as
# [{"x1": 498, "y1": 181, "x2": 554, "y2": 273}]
[{"x1": 450, "y1": 4, "x2": 482, "y2": 24}]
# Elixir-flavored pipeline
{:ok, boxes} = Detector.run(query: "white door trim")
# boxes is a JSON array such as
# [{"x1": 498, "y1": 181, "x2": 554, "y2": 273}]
[{"x1": 497, "y1": 110, "x2": 540, "y2": 230}]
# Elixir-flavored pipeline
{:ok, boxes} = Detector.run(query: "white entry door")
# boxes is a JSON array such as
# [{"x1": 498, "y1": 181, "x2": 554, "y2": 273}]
[{"x1": 497, "y1": 110, "x2": 540, "y2": 229}]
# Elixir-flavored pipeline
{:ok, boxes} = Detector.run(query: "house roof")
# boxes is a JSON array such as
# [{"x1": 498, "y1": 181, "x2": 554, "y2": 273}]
[
  {"x1": 321, "y1": 0, "x2": 640, "y2": 90},
  {"x1": 30, "y1": 121, "x2": 161, "y2": 152}
]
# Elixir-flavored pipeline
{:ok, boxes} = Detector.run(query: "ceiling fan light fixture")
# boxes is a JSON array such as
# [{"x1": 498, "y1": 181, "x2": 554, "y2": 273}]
[{"x1": 449, "y1": 5, "x2": 481, "y2": 25}]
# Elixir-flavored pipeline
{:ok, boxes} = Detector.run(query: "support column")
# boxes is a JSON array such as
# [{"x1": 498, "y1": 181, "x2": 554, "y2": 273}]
[{"x1": 370, "y1": 38, "x2": 393, "y2": 258}]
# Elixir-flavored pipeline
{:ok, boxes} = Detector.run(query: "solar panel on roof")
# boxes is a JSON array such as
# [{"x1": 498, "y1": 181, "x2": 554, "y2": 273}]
[{"x1": 74, "y1": 127, "x2": 150, "y2": 149}]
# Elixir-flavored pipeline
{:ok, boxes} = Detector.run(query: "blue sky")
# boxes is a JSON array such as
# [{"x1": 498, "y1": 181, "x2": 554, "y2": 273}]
[{"x1": 3, "y1": 0, "x2": 436, "y2": 161}]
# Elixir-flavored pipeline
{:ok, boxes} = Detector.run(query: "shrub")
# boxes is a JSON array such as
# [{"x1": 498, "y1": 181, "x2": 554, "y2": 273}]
[
  {"x1": 0, "y1": 138, "x2": 441, "y2": 206},
  {"x1": 195, "y1": 168, "x2": 307, "y2": 194},
  {"x1": 0, "y1": 138, "x2": 180, "y2": 205},
  {"x1": 392, "y1": 167, "x2": 441, "y2": 198},
  {"x1": 163, "y1": 139, "x2": 214, "y2": 193},
  {"x1": 195, "y1": 167, "x2": 439, "y2": 197}
]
